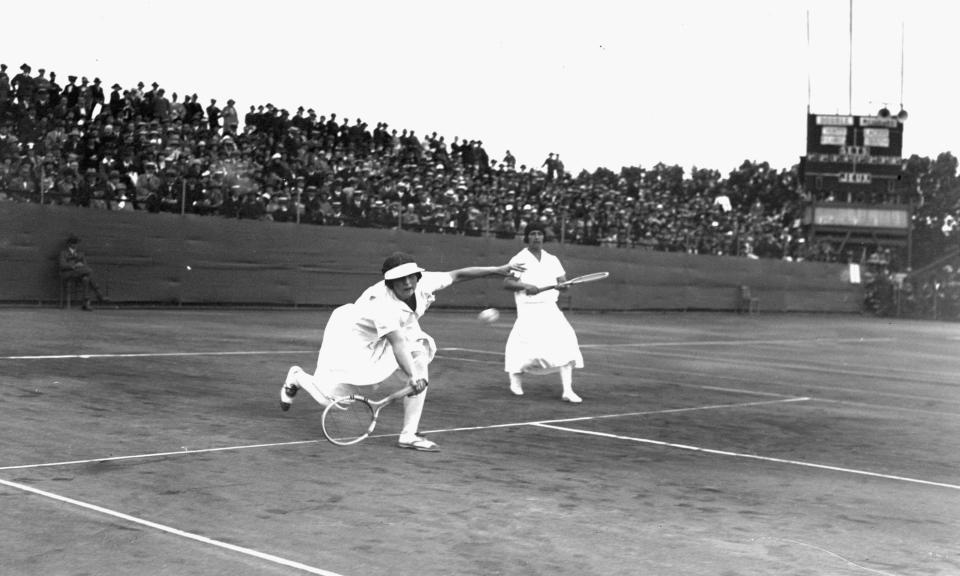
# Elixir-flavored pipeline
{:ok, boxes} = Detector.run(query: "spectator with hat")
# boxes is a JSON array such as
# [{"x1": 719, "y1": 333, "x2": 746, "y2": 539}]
[
  {"x1": 221, "y1": 99, "x2": 238, "y2": 135},
  {"x1": 85, "y1": 77, "x2": 104, "y2": 119},
  {"x1": 11, "y1": 63, "x2": 35, "y2": 109},
  {"x1": 46, "y1": 71, "x2": 61, "y2": 111},
  {"x1": 152, "y1": 88, "x2": 170, "y2": 122},
  {"x1": 62, "y1": 75, "x2": 80, "y2": 109},
  {"x1": 0, "y1": 64, "x2": 10, "y2": 116},
  {"x1": 108, "y1": 83, "x2": 124, "y2": 117},
  {"x1": 206, "y1": 98, "x2": 220, "y2": 133}
]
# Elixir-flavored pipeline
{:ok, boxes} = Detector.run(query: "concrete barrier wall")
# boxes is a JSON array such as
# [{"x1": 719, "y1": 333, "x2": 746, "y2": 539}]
[{"x1": 0, "y1": 203, "x2": 863, "y2": 312}]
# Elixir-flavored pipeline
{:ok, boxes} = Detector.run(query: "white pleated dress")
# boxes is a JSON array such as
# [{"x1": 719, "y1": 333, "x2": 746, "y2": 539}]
[
  {"x1": 504, "y1": 248, "x2": 584, "y2": 375},
  {"x1": 315, "y1": 271, "x2": 452, "y2": 387}
]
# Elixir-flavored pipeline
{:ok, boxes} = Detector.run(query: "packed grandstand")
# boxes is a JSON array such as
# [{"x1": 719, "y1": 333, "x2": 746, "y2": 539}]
[{"x1": 0, "y1": 62, "x2": 957, "y2": 320}]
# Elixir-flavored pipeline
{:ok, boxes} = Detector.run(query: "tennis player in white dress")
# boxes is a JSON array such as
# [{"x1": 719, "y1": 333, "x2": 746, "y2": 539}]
[
  {"x1": 280, "y1": 252, "x2": 523, "y2": 451},
  {"x1": 503, "y1": 223, "x2": 584, "y2": 403}
]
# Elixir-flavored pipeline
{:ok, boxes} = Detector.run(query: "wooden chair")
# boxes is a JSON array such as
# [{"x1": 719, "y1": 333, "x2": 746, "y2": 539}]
[
  {"x1": 59, "y1": 276, "x2": 84, "y2": 309},
  {"x1": 738, "y1": 285, "x2": 759, "y2": 314}
]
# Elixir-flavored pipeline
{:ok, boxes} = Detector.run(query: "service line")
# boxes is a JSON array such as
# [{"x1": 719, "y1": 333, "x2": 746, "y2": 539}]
[{"x1": 534, "y1": 422, "x2": 960, "y2": 491}]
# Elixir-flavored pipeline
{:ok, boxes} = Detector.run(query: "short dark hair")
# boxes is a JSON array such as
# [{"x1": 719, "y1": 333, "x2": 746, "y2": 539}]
[{"x1": 524, "y1": 223, "x2": 547, "y2": 243}]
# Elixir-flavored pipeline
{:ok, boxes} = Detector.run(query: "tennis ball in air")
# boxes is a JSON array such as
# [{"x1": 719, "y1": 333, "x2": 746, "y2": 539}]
[{"x1": 477, "y1": 308, "x2": 500, "y2": 323}]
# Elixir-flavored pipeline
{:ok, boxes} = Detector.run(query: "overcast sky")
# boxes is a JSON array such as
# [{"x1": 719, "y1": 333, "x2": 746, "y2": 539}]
[{"x1": 4, "y1": 1, "x2": 957, "y2": 174}]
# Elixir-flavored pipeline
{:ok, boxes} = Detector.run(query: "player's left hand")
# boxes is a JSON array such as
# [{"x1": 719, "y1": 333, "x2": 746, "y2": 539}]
[{"x1": 502, "y1": 263, "x2": 526, "y2": 275}]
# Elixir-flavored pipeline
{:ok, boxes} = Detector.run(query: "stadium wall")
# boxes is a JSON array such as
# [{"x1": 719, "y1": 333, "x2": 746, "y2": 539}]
[{"x1": 0, "y1": 203, "x2": 863, "y2": 312}]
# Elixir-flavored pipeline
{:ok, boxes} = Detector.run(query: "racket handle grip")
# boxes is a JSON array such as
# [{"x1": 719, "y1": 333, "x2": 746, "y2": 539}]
[{"x1": 408, "y1": 378, "x2": 428, "y2": 396}]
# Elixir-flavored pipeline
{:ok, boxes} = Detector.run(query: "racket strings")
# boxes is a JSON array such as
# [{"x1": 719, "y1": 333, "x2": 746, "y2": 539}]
[{"x1": 322, "y1": 398, "x2": 376, "y2": 445}]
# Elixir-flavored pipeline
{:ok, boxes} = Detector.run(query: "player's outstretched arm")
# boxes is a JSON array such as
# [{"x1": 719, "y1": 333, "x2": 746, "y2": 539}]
[
  {"x1": 385, "y1": 331, "x2": 428, "y2": 395},
  {"x1": 448, "y1": 263, "x2": 525, "y2": 284}
]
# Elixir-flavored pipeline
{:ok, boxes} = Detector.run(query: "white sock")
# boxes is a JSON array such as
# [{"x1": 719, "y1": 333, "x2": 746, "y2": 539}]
[
  {"x1": 400, "y1": 356, "x2": 430, "y2": 438},
  {"x1": 560, "y1": 364, "x2": 574, "y2": 395},
  {"x1": 400, "y1": 387, "x2": 428, "y2": 438}
]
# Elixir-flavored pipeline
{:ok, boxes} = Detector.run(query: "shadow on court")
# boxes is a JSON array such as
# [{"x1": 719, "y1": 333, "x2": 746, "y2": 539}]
[{"x1": 1, "y1": 309, "x2": 958, "y2": 576}]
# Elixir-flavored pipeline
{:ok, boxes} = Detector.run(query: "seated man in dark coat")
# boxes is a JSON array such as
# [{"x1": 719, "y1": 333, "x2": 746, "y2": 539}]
[{"x1": 58, "y1": 234, "x2": 107, "y2": 310}]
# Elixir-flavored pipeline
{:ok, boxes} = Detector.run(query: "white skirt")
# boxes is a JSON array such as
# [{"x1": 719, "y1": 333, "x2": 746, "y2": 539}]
[
  {"x1": 504, "y1": 302, "x2": 583, "y2": 374},
  {"x1": 316, "y1": 303, "x2": 437, "y2": 386}
]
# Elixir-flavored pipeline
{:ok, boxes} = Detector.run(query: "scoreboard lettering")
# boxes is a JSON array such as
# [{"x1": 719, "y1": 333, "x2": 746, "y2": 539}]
[
  {"x1": 838, "y1": 172, "x2": 872, "y2": 184},
  {"x1": 815, "y1": 115, "x2": 855, "y2": 126},
  {"x1": 820, "y1": 126, "x2": 847, "y2": 146}
]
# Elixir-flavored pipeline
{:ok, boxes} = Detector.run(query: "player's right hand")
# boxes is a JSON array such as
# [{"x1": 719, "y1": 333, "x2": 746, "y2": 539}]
[{"x1": 409, "y1": 378, "x2": 429, "y2": 396}]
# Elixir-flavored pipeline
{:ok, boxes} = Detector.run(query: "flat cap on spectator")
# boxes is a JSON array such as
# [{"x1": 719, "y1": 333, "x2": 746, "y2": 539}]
[
  {"x1": 20, "y1": 63, "x2": 30, "y2": 71},
  {"x1": 68, "y1": 75, "x2": 77, "y2": 81},
  {"x1": 111, "y1": 83, "x2": 121, "y2": 90},
  {"x1": 67, "y1": 233, "x2": 80, "y2": 245}
]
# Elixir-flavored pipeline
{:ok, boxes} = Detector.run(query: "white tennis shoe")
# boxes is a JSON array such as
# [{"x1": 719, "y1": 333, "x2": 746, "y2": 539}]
[
  {"x1": 508, "y1": 374, "x2": 524, "y2": 396},
  {"x1": 397, "y1": 434, "x2": 439, "y2": 452},
  {"x1": 280, "y1": 367, "x2": 303, "y2": 411},
  {"x1": 561, "y1": 391, "x2": 582, "y2": 403}
]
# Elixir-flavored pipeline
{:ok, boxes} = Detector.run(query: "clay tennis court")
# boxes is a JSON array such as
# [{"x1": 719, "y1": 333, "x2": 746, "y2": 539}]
[{"x1": 1, "y1": 308, "x2": 958, "y2": 575}]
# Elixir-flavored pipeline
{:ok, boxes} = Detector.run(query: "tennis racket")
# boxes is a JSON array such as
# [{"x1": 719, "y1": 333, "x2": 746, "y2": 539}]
[
  {"x1": 321, "y1": 383, "x2": 417, "y2": 446},
  {"x1": 538, "y1": 271, "x2": 609, "y2": 292}
]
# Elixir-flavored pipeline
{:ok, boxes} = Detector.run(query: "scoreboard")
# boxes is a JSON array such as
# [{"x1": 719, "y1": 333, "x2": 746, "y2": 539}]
[
  {"x1": 801, "y1": 112, "x2": 910, "y2": 236},
  {"x1": 805, "y1": 113, "x2": 903, "y2": 157}
]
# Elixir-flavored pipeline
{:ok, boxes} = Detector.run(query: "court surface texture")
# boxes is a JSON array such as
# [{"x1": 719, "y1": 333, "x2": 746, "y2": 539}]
[{"x1": 1, "y1": 308, "x2": 958, "y2": 576}]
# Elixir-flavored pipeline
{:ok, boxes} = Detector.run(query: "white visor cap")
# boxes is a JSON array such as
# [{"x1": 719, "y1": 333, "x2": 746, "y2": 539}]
[{"x1": 383, "y1": 261, "x2": 425, "y2": 280}]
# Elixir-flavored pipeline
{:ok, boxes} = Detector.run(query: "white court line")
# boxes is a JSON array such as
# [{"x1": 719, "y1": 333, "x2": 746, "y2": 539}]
[
  {"x1": 2, "y1": 350, "x2": 311, "y2": 360},
  {"x1": 535, "y1": 423, "x2": 960, "y2": 491},
  {"x1": 0, "y1": 477, "x2": 345, "y2": 576},
  {"x1": 445, "y1": 338, "x2": 896, "y2": 355},
  {"x1": 598, "y1": 357, "x2": 960, "y2": 409},
  {"x1": 418, "y1": 397, "x2": 811, "y2": 435},
  {"x1": 599, "y1": 346, "x2": 959, "y2": 385},
  {"x1": 0, "y1": 439, "x2": 322, "y2": 472},
  {"x1": 579, "y1": 337, "x2": 897, "y2": 348},
  {"x1": 0, "y1": 398, "x2": 806, "y2": 472}
]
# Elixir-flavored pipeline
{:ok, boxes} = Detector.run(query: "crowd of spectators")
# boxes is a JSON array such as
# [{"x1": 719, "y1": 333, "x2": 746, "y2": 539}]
[
  {"x1": 0, "y1": 61, "x2": 840, "y2": 263},
  {"x1": 863, "y1": 256, "x2": 960, "y2": 321}
]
